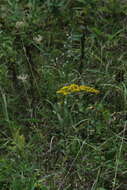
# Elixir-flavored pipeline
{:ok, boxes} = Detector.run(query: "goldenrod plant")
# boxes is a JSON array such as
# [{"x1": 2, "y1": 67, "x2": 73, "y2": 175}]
[{"x1": 57, "y1": 84, "x2": 100, "y2": 95}]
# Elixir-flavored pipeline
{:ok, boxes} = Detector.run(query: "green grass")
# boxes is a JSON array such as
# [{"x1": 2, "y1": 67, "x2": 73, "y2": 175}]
[{"x1": 0, "y1": 0, "x2": 127, "y2": 189}]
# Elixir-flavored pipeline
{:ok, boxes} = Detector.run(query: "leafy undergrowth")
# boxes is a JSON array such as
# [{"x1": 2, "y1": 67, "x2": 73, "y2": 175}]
[{"x1": 0, "y1": 0, "x2": 127, "y2": 190}]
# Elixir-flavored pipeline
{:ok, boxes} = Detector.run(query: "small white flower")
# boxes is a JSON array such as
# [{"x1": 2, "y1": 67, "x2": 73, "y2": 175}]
[
  {"x1": 33, "y1": 35, "x2": 43, "y2": 44},
  {"x1": 15, "y1": 21, "x2": 26, "y2": 29},
  {"x1": 17, "y1": 74, "x2": 28, "y2": 82}
]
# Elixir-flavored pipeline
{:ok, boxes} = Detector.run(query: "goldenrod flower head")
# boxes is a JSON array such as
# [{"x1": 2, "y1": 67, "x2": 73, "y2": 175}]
[
  {"x1": 79, "y1": 85, "x2": 100, "y2": 94},
  {"x1": 56, "y1": 84, "x2": 100, "y2": 95}
]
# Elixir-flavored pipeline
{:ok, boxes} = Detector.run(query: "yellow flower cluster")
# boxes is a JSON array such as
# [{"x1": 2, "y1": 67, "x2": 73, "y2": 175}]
[{"x1": 56, "y1": 84, "x2": 100, "y2": 95}]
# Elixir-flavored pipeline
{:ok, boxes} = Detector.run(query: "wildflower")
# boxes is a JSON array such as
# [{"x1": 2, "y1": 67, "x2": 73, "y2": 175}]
[
  {"x1": 57, "y1": 84, "x2": 80, "y2": 95},
  {"x1": 56, "y1": 84, "x2": 100, "y2": 96},
  {"x1": 15, "y1": 21, "x2": 27, "y2": 29},
  {"x1": 33, "y1": 35, "x2": 43, "y2": 44},
  {"x1": 68, "y1": 84, "x2": 80, "y2": 92},
  {"x1": 79, "y1": 85, "x2": 100, "y2": 94},
  {"x1": 17, "y1": 74, "x2": 28, "y2": 82}
]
